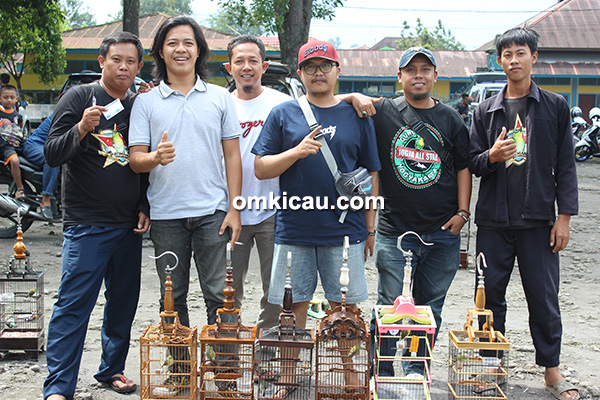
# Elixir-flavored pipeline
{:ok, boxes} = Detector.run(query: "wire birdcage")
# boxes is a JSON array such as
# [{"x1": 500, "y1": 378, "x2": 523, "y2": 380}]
[
  {"x1": 0, "y1": 219, "x2": 45, "y2": 359},
  {"x1": 372, "y1": 232, "x2": 437, "y2": 400},
  {"x1": 199, "y1": 242, "x2": 256, "y2": 400},
  {"x1": 256, "y1": 251, "x2": 314, "y2": 400},
  {"x1": 447, "y1": 253, "x2": 510, "y2": 400},
  {"x1": 315, "y1": 237, "x2": 370, "y2": 400},
  {"x1": 140, "y1": 251, "x2": 198, "y2": 399}
]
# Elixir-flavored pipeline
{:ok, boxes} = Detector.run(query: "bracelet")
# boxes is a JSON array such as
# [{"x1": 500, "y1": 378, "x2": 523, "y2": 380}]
[
  {"x1": 367, "y1": 231, "x2": 376, "y2": 236},
  {"x1": 457, "y1": 208, "x2": 471, "y2": 216},
  {"x1": 456, "y1": 212, "x2": 469, "y2": 222}
]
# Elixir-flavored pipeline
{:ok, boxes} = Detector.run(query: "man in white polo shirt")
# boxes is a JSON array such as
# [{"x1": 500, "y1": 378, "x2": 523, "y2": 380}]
[{"x1": 129, "y1": 15, "x2": 242, "y2": 331}]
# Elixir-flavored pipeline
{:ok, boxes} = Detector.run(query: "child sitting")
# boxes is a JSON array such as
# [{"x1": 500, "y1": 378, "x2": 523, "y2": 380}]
[{"x1": 0, "y1": 84, "x2": 26, "y2": 199}]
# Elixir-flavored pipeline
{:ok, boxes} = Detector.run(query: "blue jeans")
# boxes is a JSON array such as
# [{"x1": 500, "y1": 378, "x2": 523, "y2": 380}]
[
  {"x1": 22, "y1": 141, "x2": 59, "y2": 196},
  {"x1": 150, "y1": 211, "x2": 229, "y2": 327},
  {"x1": 371, "y1": 229, "x2": 460, "y2": 376},
  {"x1": 43, "y1": 226, "x2": 142, "y2": 400}
]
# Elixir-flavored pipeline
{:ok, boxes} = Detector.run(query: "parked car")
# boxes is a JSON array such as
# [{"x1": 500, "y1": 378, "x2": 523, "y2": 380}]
[
  {"x1": 16, "y1": 99, "x2": 31, "y2": 140},
  {"x1": 58, "y1": 70, "x2": 145, "y2": 101},
  {"x1": 222, "y1": 61, "x2": 305, "y2": 99},
  {"x1": 468, "y1": 72, "x2": 507, "y2": 110}
]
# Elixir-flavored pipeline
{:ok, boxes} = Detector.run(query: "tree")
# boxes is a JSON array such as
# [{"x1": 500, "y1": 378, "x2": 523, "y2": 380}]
[
  {"x1": 61, "y1": 0, "x2": 96, "y2": 29},
  {"x1": 395, "y1": 18, "x2": 465, "y2": 51},
  {"x1": 112, "y1": 0, "x2": 192, "y2": 20},
  {"x1": 0, "y1": 1, "x2": 66, "y2": 90},
  {"x1": 207, "y1": 9, "x2": 265, "y2": 36},
  {"x1": 216, "y1": 0, "x2": 344, "y2": 69},
  {"x1": 123, "y1": 0, "x2": 139, "y2": 36},
  {"x1": 139, "y1": 0, "x2": 191, "y2": 16}
]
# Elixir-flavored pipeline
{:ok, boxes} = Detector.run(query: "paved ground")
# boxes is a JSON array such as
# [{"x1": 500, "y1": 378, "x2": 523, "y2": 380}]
[{"x1": 1, "y1": 161, "x2": 600, "y2": 399}]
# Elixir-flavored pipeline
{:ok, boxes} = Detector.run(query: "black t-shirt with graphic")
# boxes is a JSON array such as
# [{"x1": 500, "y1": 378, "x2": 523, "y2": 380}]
[
  {"x1": 45, "y1": 83, "x2": 142, "y2": 228},
  {"x1": 372, "y1": 98, "x2": 470, "y2": 235},
  {"x1": 504, "y1": 96, "x2": 549, "y2": 228}
]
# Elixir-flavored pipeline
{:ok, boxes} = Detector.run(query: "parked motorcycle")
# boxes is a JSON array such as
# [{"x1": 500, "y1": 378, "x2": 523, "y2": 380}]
[
  {"x1": 0, "y1": 153, "x2": 61, "y2": 238},
  {"x1": 574, "y1": 107, "x2": 600, "y2": 162}
]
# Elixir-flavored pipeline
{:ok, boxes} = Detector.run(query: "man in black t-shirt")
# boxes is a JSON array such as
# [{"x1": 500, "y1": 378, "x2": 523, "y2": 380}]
[
  {"x1": 470, "y1": 28, "x2": 579, "y2": 400},
  {"x1": 342, "y1": 47, "x2": 471, "y2": 379},
  {"x1": 43, "y1": 32, "x2": 149, "y2": 400}
]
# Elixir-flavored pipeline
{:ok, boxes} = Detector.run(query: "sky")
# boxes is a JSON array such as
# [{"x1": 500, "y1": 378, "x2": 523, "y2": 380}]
[{"x1": 83, "y1": 0, "x2": 558, "y2": 50}]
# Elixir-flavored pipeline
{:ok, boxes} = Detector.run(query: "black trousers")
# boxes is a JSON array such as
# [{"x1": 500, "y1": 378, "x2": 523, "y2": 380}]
[{"x1": 476, "y1": 226, "x2": 562, "y2": 367}]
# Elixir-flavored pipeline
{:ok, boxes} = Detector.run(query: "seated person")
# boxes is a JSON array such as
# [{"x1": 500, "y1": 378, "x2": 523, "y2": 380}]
[
  {"x1": 22, "y1": 113, "x2": 60, "y2": 218},
  {"x1": 0, "y1": 84, "x2": 25, "y2": 199}
]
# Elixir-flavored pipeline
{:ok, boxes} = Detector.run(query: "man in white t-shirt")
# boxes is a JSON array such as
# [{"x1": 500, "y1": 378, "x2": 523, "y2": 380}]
[{"x1": 225, "y1": 35, "x2": 290, "y2": 334}]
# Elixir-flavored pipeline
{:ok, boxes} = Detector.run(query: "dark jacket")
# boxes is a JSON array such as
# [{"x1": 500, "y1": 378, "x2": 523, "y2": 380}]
[{"x1": 469, "y1": 82, "x2": 578, "y2": 228}]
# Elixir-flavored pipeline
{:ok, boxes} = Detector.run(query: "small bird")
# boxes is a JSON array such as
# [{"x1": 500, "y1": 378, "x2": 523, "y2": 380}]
[
  {"x1": 28, "y1": 289, "x2": 37, "y2": 297},
  {"x1": 205, "y1": 345, "x2": 216, "y2": 362},
  {"x1": 347, "y1": 343, "x2": 361, "y2": 358},
  {"x1": 162, "y1": 355, "x2": 174, "y2": 368}
]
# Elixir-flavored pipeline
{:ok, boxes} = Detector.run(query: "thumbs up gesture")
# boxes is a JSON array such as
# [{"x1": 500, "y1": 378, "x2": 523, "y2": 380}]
[
  {"x1": 155, "y1": 131, "x2": 176, "y2": 166},
  {"x1": 488, "y1": 127, "x2": 516, "y2": 164}
]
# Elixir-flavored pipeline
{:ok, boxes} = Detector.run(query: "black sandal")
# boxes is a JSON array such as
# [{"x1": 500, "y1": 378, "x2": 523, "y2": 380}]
[{"x1": 106, "y1": 375, "x2": 137, "y2": 394}]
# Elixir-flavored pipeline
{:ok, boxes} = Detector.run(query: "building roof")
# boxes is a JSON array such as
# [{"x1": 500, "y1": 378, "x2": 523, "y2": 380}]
[
  {"x1": 62, "y1": 13, "x2": 236, "y2": 51},
  {"x1": 338, "y1": 49, "x2": 488, "y2": 79},
  {"x1": 370, "y1": 37, "x2": 402, "y2": 50},
  {"x1": 477, "y1": 0, "x2": 600, "y2": 51}
]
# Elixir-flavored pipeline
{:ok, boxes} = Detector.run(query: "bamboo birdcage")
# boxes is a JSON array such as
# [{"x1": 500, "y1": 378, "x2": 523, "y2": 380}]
[
  {"x1": 256, "y1": 251, "x2": 314, "y2": 400},
  {"x1": 140, "y1": 251, "x2": 198, "y2": 399},
  {"x1": 315, "y1": 237, "x2": 370, "y2": 400},
  {"x1": 373, "y1": 232, "x2": 436, "y2": 400},
  {"x1": 447, "y1": 253, "x2": 510, "y2": 400},
  {"x1": 0, "y1": 218, "x2": 45, "y2": 359},
  {"x1": 199, "y1": 242, "x2": 256, "y2": 400}
]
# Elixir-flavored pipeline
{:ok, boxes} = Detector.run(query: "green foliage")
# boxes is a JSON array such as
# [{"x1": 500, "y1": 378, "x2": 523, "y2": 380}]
[
  {"x1": 395, "y1": 18, "x2": 465, "y2": 51},
  {"x1": 207, "y1": 9, "x2": 265, "y2": 36},
  {"x1": 217, "y1": 0, "x2": 342, "y2": 35},
  {"x1": 111, "y1": 0, "x2": 192, "y2": 20},
  {"x1": 0, "y1": 1, "x2": 67, "y2": 89},
  {"x1": 216, "y1": 0, "x2": 344, "y2": 67},
  {"x1": 140, "y1": 0, "x2": 191, "y2": 16},
  {"x1": 62, "y1": 0, "x2": 96, "y2": 29}
]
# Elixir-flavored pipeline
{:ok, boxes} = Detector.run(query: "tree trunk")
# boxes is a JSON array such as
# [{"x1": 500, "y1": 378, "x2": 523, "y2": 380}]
[
  {"x1": 278, "y1": 0, "x2": 313, "y2": 70},
  {"x1": 123, "y1": 0, "x2": 139, "y2": 37}
]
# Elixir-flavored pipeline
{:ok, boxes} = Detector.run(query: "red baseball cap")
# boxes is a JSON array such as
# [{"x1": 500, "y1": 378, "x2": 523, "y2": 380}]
[{"x1": 298, "y1": 40, "x2": 339, "y2": 67}]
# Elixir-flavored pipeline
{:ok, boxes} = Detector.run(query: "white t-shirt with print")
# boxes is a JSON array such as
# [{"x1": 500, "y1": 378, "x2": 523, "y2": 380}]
[{"x1": 231, "y1": 87, "x2": 291, "y2": 225}]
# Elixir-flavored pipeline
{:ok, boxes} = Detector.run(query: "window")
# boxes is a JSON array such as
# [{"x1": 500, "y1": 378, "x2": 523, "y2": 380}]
[
  {"x1": 450, "y1": 82, "x2": 469, "y2": 97},
  {"x1": 338, "y1": 80, "x2": 396, "y2": 96},
  {"x1": 64, "y1": 60, "x2": 101, "y2": 74},
  {"x1": 579, "y1": 77, "x2": 600, "y2": 86},
  {"x1": 533, "y1": 77, "x2": 570, "y2": 86}
]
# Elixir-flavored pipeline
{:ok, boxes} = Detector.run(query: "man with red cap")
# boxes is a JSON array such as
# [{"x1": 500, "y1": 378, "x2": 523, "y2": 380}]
[{"x1": 252, "y1": 39, "x2": 380, "y2": 396}]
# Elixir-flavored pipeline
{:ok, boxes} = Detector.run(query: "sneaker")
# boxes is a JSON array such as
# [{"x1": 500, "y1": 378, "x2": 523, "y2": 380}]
[{"x1": 152, "y1": 375, "x2": 190, "y2": 397}]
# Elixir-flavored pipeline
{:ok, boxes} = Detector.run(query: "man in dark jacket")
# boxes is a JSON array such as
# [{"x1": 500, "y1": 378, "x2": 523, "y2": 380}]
[{"x1": 470, "y1": 28, "x2": 579, "y2": 400}]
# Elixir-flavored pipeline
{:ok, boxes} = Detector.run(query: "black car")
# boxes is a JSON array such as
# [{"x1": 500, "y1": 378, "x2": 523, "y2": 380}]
[{"x1": 58, "y1": 70, "x2": 145, "y2": 100}]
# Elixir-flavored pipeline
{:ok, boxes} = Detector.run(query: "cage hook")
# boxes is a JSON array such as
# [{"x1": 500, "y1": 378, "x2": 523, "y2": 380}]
[{"x1": 150, "y1": 251, "x2": 179, "y2": 274}]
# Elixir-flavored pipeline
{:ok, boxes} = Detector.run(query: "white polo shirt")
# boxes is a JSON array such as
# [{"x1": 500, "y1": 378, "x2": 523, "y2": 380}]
[{"x1": 129, "y1": 77, "x2": 241, "y2": 220}]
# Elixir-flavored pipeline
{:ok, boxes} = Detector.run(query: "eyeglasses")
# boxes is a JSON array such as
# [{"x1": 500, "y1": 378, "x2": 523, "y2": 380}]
[{"x1": 302, "y1": 62, "x2": 336, "y2": 75}]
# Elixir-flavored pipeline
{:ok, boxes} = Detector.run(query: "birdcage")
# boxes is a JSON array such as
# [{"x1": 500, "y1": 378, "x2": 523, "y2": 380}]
[
  {"x1": 256, "y1": 251, "x2": 314, "y2": 400},
  {"x1": 199, "y1": 243, "x2": 256, "y2": 400},
  {"x1": 373, "y1": 306, "x2": 436, "y2": 400},
  {"x1": 140, "y1": 252, "x2": 198, "y2": 399},
  {"x1": 315, "y1": 237, "x2": 370, "y2": 400},
  {"x1": 0, "y1": 221, "x2": 45, "y2": 359},
  {"x1": 447, "y1": 253, "x2": 510, "y2": 400},
  {"x1": 372, "y1": 232, "x2": 437, "y2": 400}
]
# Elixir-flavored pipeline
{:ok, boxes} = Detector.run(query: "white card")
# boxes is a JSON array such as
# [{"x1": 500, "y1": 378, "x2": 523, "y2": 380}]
[{"x1": 102, "y1": 98, "x2": 125, "y2": 120}]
